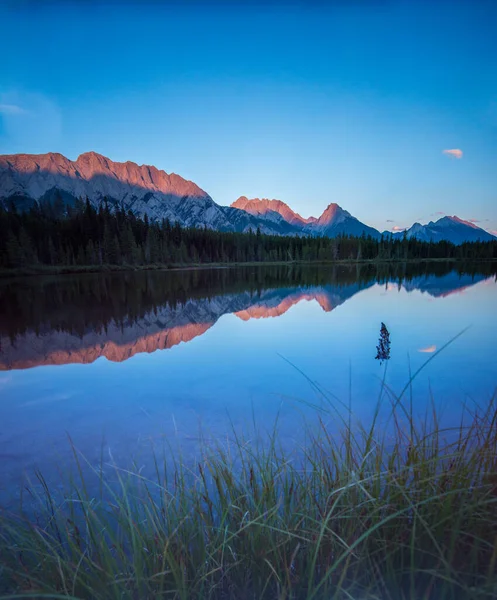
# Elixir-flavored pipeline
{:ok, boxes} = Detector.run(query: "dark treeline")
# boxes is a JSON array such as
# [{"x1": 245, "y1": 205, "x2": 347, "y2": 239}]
[
  {"x1": 1, "y1": 199, "x2": 497, "y2": 270},
  {"x1": 1, "y1": 262, "x2": 495, "y2": 344}
]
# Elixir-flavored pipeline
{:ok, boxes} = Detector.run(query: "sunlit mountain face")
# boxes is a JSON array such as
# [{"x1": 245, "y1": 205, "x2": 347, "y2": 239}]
[
  {"x1": 3, "y1": 153, "x2": 495, "y2": 242},
  {"x1": 1, "y1": 263, "x2": 495, "y2": 371}
]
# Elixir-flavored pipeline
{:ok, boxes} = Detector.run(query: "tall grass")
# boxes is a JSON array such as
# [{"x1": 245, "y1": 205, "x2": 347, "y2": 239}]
[{"x1": 1, "y1": 381, "x2": 497, "y2": 599}]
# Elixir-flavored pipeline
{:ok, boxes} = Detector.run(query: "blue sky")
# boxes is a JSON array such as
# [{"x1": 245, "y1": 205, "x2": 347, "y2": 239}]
[{"x1": 0, "y1": 0, "x2": 496, "y2": 233}]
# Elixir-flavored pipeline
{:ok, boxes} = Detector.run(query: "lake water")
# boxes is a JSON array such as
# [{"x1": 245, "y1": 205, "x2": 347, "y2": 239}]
[{"x1": 1, "y1": 262, "x2": 496, "y2": 509}]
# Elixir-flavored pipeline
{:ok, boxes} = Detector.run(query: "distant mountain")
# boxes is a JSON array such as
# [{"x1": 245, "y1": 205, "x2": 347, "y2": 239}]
[
  {"x1": 384, "y1": 216, "x2": 496, "y2": 245},
  {"x1": 1, "y1": 152, "x2": 494, "y2": 244},
  {"x1": 232, "y1": 197, "x2": 381, "y2": 239},
  {"x1": 0, "y1": 152, "x2": 295, "y2": 236},
  {"x1": 304, "y1": 203, "x2": 381, "y2": 238}
]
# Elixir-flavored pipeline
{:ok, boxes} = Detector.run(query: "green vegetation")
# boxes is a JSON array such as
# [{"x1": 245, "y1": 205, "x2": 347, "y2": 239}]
[
  {"x1": 1, "y1": 378, "x2": 497, "y2": 599},
  {"x1": 1, "y1": 198, "x2": 496, "y2": 273}
]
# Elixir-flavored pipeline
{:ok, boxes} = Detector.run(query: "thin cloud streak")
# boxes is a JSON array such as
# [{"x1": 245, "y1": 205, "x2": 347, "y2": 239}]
[
  {"x1": 419, "y1": 345, "x2": 437, "y2": 353},
  {"x1": 442, "y1": 149, "x2": 463, "y2": 159},
  {"x1": 0, "y1": 103, "x2": 27, "y2": 115}
]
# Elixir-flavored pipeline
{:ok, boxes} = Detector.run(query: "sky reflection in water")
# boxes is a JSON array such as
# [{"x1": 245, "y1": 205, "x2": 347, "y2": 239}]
[{"x1": 0, "y1": 263, "x2": 496, "y2": 508}]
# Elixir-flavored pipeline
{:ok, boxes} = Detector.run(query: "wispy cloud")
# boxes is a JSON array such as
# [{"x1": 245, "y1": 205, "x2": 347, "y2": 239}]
[
  {"x1": 0, "y1": 90, "x2": 62, "y2": 149},
  {"x1": 386, "y1": 219, "x2": 395, "y2": 223},
  {"x1": 392, "y1": 226, "x2": 406, "y2": 232},
  {"x1": 469, "y1": 219, "x2": 480, "y2": 223},
  {"x1": 491, "y1": 230, "x2": 497, "y2": 237},
  {"x1": 419, "y1": 345, "x2": 437, "y2": 353},
  {"x1": 431, "y1": 211, "x2": 445, "y2": 216},
  {"x1": 0, "y1": 103, "x2": 26, "y2": 115},
  {"x1": 443, "y1": 148, "x2": 463, "y2": 159}
]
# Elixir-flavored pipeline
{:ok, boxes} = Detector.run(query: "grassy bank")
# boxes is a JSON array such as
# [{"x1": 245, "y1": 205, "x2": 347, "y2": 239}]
[
  {"x1": 3, "y1": 256, "x2": 495, "y2": 280},
  {"x1": 1, "y1": 386, "x2": 497, "y2": 600}
]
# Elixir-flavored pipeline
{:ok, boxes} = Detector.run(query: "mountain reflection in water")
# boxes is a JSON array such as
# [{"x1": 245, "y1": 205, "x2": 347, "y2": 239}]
[{"x1": 1, "y1": 262, "x2": 495, "y2": 371}]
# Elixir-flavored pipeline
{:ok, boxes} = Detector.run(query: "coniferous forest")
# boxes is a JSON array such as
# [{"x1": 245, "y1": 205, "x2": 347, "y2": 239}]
[{"x1": 1, "y1": 198, "x2": 496, "y2": 272}]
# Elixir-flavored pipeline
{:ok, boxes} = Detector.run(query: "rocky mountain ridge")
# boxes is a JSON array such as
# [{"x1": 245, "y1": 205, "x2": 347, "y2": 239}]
[
  {"x1": 231, "y1": 196, "x2": 316, "y2": 226},
  {"x1": 0, "y1": 151, "x2": 387, "y2": 239},
  {"x1": 231, "y1": 196, "x2": 380, "y2": 239},
  {"x1": 0, "y1": 152, "x2": 292, "y2": 235},
  {"x1": 1, "y1": 151, "x2": 495, "y2": 244}
]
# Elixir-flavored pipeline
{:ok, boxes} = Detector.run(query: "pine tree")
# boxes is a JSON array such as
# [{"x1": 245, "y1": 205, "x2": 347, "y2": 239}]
[
  {"x1": 18, "y1": 227, "x2": 37, "y2": 265},
  {"x1": 5, "y1": 231, "x2": 23, "y2": 268},
  {"x1": 53, "y1": 191, "x2": 65, "y2": 218},
  {"x1": 48, "y1": 237, "x2": 57, "y2": 265},
  {"x1": 86, "y1": 240, "x2": 97, "y2": 265},
  {"x1": 120, "y1": 223, "x2": 138, "y2": 264},
  {"x1": 76, "y1": 246, "x2": 86, "y2": 265},
  {"x1": 103, "y1": 226, "x2": 120, "y2": 264},
  {"x1": 0, "y1": 196, "x2": 496, "y2": 271}
]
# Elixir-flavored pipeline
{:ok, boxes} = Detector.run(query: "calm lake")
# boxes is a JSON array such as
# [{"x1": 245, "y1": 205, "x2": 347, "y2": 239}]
[{"x1": 1, "y1": 262, "x2": 496, "y2": 509}]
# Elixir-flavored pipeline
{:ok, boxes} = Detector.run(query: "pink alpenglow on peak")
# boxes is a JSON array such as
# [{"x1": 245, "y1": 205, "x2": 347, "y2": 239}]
[
  {"x1": 230, "y1": 197, "x2": 380, "y2": 239},
  {"x1": 0, "y1": 151, "x2": 207, "y2": 199},
  {"x1": 315, "y1": 203, "x2": 347, "y2": 226},
  {"x1": 1, "y1": 151, "x2": 335, "y2": 235},
  {"x1": 231, "y1": 196, "x2": 316, "y2": 226},
  {"x1": 441, "y1": 216, "x2": 480, "y2": 230},
  {"x1": 0, "y1": 151, "x2": 284, "y2": 233},
  {"x1": 1, "y1": 151, "x2": 494, "y2": 244}
]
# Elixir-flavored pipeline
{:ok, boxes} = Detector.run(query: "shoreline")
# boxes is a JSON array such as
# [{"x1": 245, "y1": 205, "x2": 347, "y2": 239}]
[{"x1": 1, "y1": 257, "x2": 496, "y2": 280}]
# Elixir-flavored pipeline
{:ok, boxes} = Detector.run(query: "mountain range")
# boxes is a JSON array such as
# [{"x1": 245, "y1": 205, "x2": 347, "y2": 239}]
[
  {"x1": 384, "y1": 216, "x2": 496, "y2": 245},
  {"x1": 0, "y1": 151, "x2": 495, "y2": 245}
]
